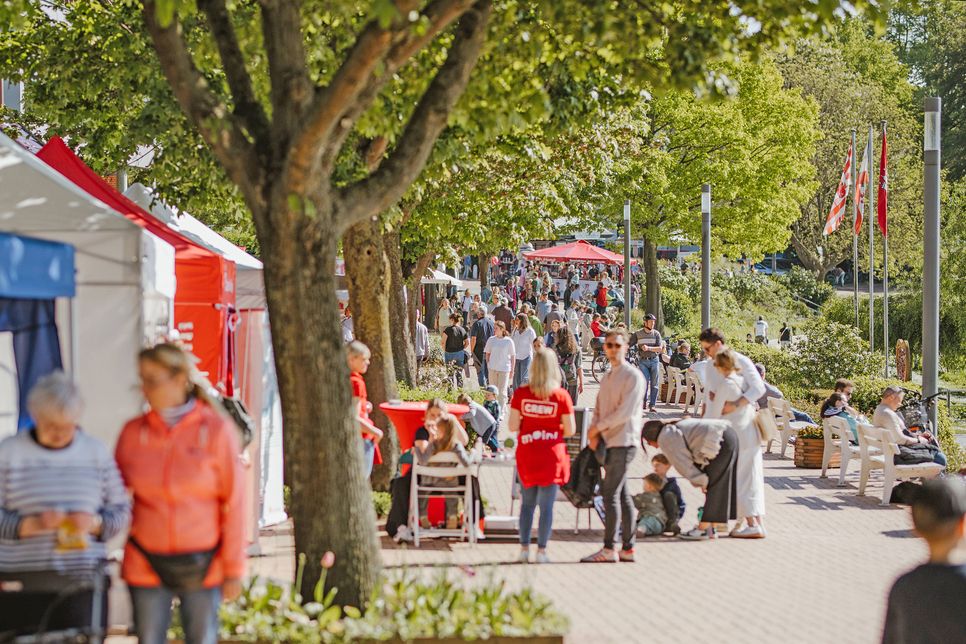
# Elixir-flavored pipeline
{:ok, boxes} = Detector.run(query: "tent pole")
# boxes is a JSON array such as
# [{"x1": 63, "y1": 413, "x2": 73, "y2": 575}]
[{"x1": 69, "y1": 296, "x2": 79, "y2": 379}]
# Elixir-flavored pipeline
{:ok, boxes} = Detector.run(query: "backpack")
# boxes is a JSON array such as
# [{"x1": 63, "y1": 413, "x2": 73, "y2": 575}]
[
  {"x1": 562, "y1": 446, "x2": 601, "y2": 508},
  {"x1": 558, "y1": 351, "x2": 578, "y2": 385},
  {"x1": 894, "y1": 443, "x2": 939, "y2": 466}
]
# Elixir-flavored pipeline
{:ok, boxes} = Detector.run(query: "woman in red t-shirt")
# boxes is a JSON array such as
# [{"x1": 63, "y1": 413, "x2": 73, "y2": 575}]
[
  {"x1": 348, "y1": 341, "x2": 383, "y2": 477},
  {"x1": 510, "y1": 348, "x2": 575, "y2": 564}
]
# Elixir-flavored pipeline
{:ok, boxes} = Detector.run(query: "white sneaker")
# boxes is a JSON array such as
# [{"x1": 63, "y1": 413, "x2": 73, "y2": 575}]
[
  {"x1": 518, "y1": 549, "x2": 530, "y2": 563},
  {"x1": 535, "y1": 551, "x2": 551, "y2": 564},
  {"x1": 731, "y1": 525, "x2": 765, "y2": 539},
  {"x1": 394, "y1": 526, "x2": 414, "y2": 543},
  {"x1": 474, "y1": 526, "x2": 486, "y2": 541}
]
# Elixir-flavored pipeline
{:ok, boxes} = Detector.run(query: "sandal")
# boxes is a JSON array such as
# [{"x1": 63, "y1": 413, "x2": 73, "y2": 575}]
[
  {"x1": 580, "y1": 548, "x2": 618, "y2": 563},
  {"x1": 679, "y1": 527, "x2": 715, "y2": 541}
]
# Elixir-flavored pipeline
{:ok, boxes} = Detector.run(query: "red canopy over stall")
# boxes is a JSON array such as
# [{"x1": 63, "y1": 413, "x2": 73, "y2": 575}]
[
  {"x1": 37, "y1": 137, "x2": 236, "y2": 389},
  {"x1": 522, "y1": 240, "x2": 636, "y2": 265}
]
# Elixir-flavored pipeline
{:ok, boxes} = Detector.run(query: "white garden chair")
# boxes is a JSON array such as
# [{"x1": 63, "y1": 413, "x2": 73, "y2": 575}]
[
  {"x1": 685, "y1": 369, "x2": 704, "y2": 415},
  {"x1": 665, "y1": 366, "x2": 687, "y2": 405},
  {"x1": 410, "y1": 452, "x2": 478, "y2": 546},
  {"x1": 755, "y1": 408, "x2": 781, "y2": 449},
  {"x1": 821, "y1": 416, "x2": 861, "y2": 486},
  {"x1": 856, "y1": 423, "x2": 943, "y2": 505},
  {"x1": 767, "y1": 397, "x2": 815, "y2": 459}
]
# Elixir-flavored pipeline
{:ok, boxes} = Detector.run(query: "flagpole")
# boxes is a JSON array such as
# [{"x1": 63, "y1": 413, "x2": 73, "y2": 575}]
[
  {"x1": 868, "y1": 125, "x2": 875, "y2": 352},
  {"x1": 852, "y1": 128, "x2": 859, "y2": 328},
  {"x1": 882, "y1": 121, "x2": 890, "y2": 377}
]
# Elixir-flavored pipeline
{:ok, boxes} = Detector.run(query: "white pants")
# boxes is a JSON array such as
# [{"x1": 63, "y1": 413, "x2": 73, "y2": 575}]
[{"x1": 489, "y1": 369, "x2": 511, "y2": 412}]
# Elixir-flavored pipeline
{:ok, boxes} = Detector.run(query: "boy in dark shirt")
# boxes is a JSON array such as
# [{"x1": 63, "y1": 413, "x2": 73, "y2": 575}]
[
  {"x1": 650, "y1": 453, "x2": 684, "y2": 535},
  {"x1": 882, "y1": 478, "x2": 966, "y2": 644}
]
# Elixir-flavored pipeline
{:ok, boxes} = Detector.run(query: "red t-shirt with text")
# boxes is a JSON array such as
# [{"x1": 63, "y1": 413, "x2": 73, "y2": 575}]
[
  {"x1": 510, "y1": 386, "x2": 573, "y2": 488},
  {"x1": 350, "y1": 372, "x2": 382, "y2": 465}
]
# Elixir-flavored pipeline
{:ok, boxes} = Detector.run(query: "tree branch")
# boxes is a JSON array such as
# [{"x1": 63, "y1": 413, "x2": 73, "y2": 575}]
[
  {"x1": 198, "y1": 0, "x2": 270, "y2": 145},
  {"x1": 142, "y1": 1, "x2": 261, "y2": 207},
  {"x1": 260, "y1": 0, "x2": 311, "y2": 145},
  {"x1": 289, "y1": 0, "x2": 473, "y2": 186},
  {"x1": 334, "y1": 0, "x2": 492, "y2": 230}
]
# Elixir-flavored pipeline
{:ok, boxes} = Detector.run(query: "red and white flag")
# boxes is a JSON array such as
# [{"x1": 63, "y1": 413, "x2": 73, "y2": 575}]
[
  {"x1": 854, "y1": 131, "x2": 873, "y2": 235},
  {"x1": 823, "y1": 141, "x2": 853, "y2": 236},
  {"x1": 877, "y1": 125, "x2": 888, "y2": 236}
]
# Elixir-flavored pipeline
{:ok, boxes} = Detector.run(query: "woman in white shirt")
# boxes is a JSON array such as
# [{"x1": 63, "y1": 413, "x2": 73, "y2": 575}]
[
  {"x1": 705, "y1": 348, "x2": 766, "y2": 538},
  {"x1": 510, "y1": 313, "x2": 537, "y2": 395},
  {"x1": 484, "y1": 321, "x2": 516, "y2": 411}
]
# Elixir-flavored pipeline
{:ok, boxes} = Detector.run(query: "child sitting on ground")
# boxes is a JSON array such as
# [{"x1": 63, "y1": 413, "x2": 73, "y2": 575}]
[
  {"x1": 882, "y1": 478, "x2": 966, "y2": 643},
  {"x1": 633, "y1": 474, "x2": 669, "y2": 536},
  {"x1": 414, "y1": 413, "x2": 479, "y2": 530},
  {"x1": 651, "y1": 453, "x2": 684, "y2": 534},
  {"x1": 457, "y1": 393, "x2": 500, "y2": 453}
]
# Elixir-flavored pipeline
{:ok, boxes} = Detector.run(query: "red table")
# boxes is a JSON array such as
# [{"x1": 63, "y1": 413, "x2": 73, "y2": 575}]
[{"x1": 379, "y1": 400, "x2": 470, "y2": 451}]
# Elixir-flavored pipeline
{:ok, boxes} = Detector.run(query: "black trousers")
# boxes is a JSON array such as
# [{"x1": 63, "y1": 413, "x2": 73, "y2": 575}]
[
  {"x1": 0, "y1": 586, "x2": 107, "y2": 640},
  {"x1": 700, "y1": 427, "x2": 738, "y2": 524}
]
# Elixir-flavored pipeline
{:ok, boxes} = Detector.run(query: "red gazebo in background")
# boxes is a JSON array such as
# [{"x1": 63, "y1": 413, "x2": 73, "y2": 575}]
[{"x1": 522, "y1": 239, "x2": 636, "y2": 265}]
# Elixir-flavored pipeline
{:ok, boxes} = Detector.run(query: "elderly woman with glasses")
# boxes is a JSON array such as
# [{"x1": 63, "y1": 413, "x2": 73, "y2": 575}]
[{"x1": 0, "y1": 372, "x2": 130, "y2": 637}]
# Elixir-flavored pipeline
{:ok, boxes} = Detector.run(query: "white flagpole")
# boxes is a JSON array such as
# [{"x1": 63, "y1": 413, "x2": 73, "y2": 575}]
[{"x1": 868, "y1": 125, "x2": 875, "y2": 351}]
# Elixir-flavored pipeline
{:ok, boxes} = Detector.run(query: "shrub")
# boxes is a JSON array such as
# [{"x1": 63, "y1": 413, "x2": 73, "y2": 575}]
[
  {"x1": 661, "y1": 287, "x2": 693, "y2": 330},
  {"x1": 778, "y1": 266, "x2": 834, "y2": 308},
  {"x1": 730, "y1": 340, "x2": 796, "y2": 388},
  {"x1": 397, "y1": 378, "x2": 485, "y2": 404},
  {"x1": 372, "y1": 491, "x2": 392, "y2": 518},
  {"x1": 789, "y1": 318, "x2": 884, "y2": 389},
  {"x1": 659, "y1": 261, "x2": 701, "y2": 300},
  {"x1": 712, "y1": 271, "x2": 770, "y2": 307}
]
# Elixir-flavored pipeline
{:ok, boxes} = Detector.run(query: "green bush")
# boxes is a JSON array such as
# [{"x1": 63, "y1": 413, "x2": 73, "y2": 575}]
[
  {"x1": 712, "y1": 271, "x2": 771, "y2": 307},
  {"x1": 661, "y1": 287, "x2": 693, "y2": 330},
  {"x1": 372, "y1": 491, "x2": 391, "y2": 518},
  {"x1": 778, "y1": 266, "x2": 834, "y2": 308},
  {"x1": 730, "y1": 340, "x2": 796, "y2": 388},
  {"x1": 789, "y1": 318, "x2": 884, "y2": 389},
  {"x1": 180, "y1": 558, "x2": 569, "y2": 643},
  {"x1": 659, "y1": 261, "x2": 701, "y2": 300}
]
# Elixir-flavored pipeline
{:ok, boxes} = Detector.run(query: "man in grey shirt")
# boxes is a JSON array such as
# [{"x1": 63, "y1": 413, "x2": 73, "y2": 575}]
[
  {"x1": 631, "y1": 313, "x2": 664, "y2": 412},
  {"x1": 582, "y1": 329, "x2": 645, "y2": 563}
]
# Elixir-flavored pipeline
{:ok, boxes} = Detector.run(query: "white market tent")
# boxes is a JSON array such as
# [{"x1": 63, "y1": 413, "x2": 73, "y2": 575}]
[
  {"x1": 422, "y1": 268, "x2": 462, "y2": 287},
  {"x1": 0, "y1": 133, "x2": 175, "y2": 443},
  {"x1": 125, "y1": 183, "x2": 286, "y2": 528}
]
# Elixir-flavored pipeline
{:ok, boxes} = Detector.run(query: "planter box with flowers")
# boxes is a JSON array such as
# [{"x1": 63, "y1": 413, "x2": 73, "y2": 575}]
[
  {"x1": 169, "y1": 553, "x2": 568, "y2": 643},
  {"x1": 793, "y1": 425, "x2": 840, "y2": 469}
]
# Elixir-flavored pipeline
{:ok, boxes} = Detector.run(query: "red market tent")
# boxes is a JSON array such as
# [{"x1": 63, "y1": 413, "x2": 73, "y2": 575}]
[
  {"x1": 37, "y1": 137, "x2": 237, "y2": 389},
  {"x1": 522, "y1": 240, "x2": 636, "y2": 265}
]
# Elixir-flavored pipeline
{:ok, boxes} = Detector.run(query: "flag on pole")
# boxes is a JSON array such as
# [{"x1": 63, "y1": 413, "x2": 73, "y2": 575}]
[
  {"x1": 877, "y1": 125, "x2": 888, "y2": 236},
  {"x1": 823, "y1": 141, "x2": 853, "y2": 236},
  {"x1": 854, "y1": 130, "x2": 873, "y2": 235}
]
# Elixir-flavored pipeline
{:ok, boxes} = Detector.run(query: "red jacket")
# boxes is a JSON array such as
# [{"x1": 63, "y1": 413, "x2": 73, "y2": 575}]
[
  {"x1": 115, "y1": 402, "x2": 246, "y2": 588},
  {"x1": 596, "y1": 286, "x2": 608, "y2": 307}
]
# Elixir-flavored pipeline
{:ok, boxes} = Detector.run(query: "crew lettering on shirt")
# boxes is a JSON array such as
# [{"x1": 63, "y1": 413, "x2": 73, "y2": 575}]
[{"x1": 521, "y1": 399, "x2": 559, "y2": 417}]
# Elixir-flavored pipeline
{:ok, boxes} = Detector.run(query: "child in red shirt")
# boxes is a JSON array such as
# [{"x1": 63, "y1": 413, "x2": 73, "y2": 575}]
[{"x1": 348, "y1": 341, "x2": 383, "y2": 476}]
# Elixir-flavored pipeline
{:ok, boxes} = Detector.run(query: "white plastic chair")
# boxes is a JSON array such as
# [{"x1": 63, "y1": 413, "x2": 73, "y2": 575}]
[
  {"x1": 856, "y1": 423, "x2": 944, "y2": 505},
  {"x1": 821, "y1": 416, "x2": 861, "y2": 486},
  {"x1": 767, "y1": 397, "x2": 814, "y2": 458},
  {"x1": 410, "y1": 452, "x2": 477, "y2": 546},
  {"x1": 685, "y1": 370, "x2": 704, "y2": 414},
  {"x1": 756, "y1": 408, "x2": 781, "y2": 450},
  {"x1": 664, "y1": 366, "x2": 687, "y2": 405}
]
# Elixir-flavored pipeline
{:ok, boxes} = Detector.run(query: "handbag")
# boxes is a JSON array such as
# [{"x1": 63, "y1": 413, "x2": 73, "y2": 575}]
[
  {"x1": 129, "y1": 536, "x2": 220, "y2": 592},
  {"x1": 894, "y1": 443, "x2": 939, "y2": 465}
]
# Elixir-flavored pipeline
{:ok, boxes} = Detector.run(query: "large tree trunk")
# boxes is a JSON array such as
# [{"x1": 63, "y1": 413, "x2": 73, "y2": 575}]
[
  {"x1": 344, "y1": 219, "x2": 400, "y2": 491},
  {"x1": 479, "y1": 253, "x2": 491, "y2": 291},
  {"x1": 642, "y1": 237, "x2": 664, "y2": 331},
  {"x1": 258, "y1": 196, "x2": 379, "y2": 607},
  {"x1": 385, "y1": 229, "x2": 415, "y2": 386}
]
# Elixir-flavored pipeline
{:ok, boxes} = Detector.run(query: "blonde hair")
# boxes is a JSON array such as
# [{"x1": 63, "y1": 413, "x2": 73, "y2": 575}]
[
  {"x1": 434, "y1": 413, "x2": 460, "y2": 452},
  {"x1": 713, "y1": 348, "x2": 739, "y2": 374},
  {"x1": 528, "y1": 348, "x2": 561, "y2": 398},
  {"x1": 138, "y1": 342, "x2": 219, "y2": 408}
]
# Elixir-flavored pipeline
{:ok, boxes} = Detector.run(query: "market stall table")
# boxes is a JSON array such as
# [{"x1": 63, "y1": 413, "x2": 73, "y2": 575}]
[{"x1": 379, "y1": 401, "x2": 470, "y2": 451}]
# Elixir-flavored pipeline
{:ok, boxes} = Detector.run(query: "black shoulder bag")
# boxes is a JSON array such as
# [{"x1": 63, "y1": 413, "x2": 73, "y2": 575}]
[{"x1": 129, "y1": 536, "x2": 220, "y2": 592}]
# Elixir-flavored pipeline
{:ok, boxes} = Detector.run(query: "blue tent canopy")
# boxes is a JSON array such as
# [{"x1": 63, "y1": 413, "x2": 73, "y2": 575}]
[
  {"x1": 0, "y1": 232, "x2": 75, "y2": 429},
  {"x1": 0, "y1": 232, "x2": 75, "y2": 299}
]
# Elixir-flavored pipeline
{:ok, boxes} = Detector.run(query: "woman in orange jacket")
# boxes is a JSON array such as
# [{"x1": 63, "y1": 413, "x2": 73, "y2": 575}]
[{"x1": 115, "y1": 343, "x2": 245, "y2": 644}]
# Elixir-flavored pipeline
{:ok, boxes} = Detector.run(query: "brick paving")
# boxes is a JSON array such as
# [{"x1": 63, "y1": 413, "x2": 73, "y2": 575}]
[{"x1": 249, "y1": 366, "x2": 965, "y2": 644}]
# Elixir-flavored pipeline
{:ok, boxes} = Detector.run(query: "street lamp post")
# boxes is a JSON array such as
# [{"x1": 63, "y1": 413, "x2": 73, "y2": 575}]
[
  {"x1": 922, "y1": 97, "x2": 941, "y2": 428},
  {"x1": 624, "y1": 199, "x2": 631, "y2": 329},
  {"x1": 701, "y1": 184, "x2": 711, "y2": 330}
]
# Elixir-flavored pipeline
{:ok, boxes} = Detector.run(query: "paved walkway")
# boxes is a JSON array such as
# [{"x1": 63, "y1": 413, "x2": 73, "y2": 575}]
[{"x1": 250, "y1": 364, "x2": 964, "y2": 644}]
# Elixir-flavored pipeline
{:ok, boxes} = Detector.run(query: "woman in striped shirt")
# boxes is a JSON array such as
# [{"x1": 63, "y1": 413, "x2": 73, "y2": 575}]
[{"x1": 0, "y1": 371, "x2": 130, "y2": 636}]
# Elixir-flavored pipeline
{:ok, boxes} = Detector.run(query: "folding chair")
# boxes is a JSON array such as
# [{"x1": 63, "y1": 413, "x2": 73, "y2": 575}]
[{"x1": 410, "y1": 452, "x2": 477, "y2": 547}]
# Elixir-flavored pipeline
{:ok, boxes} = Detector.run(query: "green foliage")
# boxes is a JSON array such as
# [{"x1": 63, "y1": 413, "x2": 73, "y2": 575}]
[
  {"x1": 661, "y1": 288, "x2": 693, "y2": 330},
  {"x1": 777, "y1": 266, "x2": 834, "y2": 307},
  {"x1": 371, "y1": 492, "x2": 391, "y2": 519},
  {"x1": 712, "y1": 271, "x2": 771, "y2": 307},
  {"x1": 172, "y1": 565, "x2": 568, "y2": 642},
  {"x1": 730, "y1": 340, "x2": 797, "y2": 391},
  {"x1": 847, "y1": 376, "x2": 910, "y2": 416},
  {"x1": 789, "y1": 318, "x2": 885, "y2": 389},
  {"x1": 397, "y1": 377, "x2": 485, "y2": 405}
]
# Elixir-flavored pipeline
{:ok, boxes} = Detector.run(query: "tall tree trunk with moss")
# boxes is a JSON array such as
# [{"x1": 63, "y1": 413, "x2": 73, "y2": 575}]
[
  {"x1": 643, "y1": 237, "x2": 664, "y2": 331},
  {"x1": 385, "y1": 229, "x2": 416, "y2": 385},
  {"x1": 344, "y1": 220, "x2": 400, "y2": 492}
]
